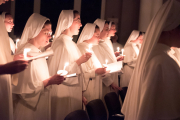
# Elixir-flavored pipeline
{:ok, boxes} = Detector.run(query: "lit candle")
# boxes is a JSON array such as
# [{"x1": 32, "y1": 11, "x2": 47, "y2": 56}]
[
  {"x1": 117, "y1": 47, "x2": 120, "y2": 52},
  {"x1": 53, "y1": 35, "x2": 54, "y2": 39},
  {"x1": 105, "y1": 59, "x2": 108, "y2": 65},
  {"x1": 121, "y1": 49, "x2": 124, "y2": 56},
  {"x1": 16, "y1": 39, "x2": 20, "y2": 49},
  {"x1": 23, "y1": 48, "x2": 31, "y2": 59},
  {"x1": 86, "y1": 44, "x2": 93, "y2": 53},
  {"x1": 63, "y1": 62, "x2": 69, "y2": 71}
]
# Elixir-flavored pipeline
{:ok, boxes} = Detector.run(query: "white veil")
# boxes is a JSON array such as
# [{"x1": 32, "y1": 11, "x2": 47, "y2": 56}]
[
  {"x1": 1, "y1": 12, "x2": 6, "y2": 22},
  {"x1": 17, "y1": 13, "x2": 49, "y2": 49},
  {"x1": 77, "y1": 23, "x2": 96, "y2": 44},
  {"x1": 51, "y1": 10, "x2": 73, "y2": 47},
  {"x1": 94, "y1": 18, "x2": 106, "y2": 32},
  {"x1": 123, "y1": 30, "x2": 140, "y2": 63},
  {"x1": 122, "y1": 0, "x2": 180, "y2": 119}
]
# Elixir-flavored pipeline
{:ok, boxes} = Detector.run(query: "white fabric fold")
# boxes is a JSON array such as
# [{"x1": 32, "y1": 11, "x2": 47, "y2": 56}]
[{"x1": 122, "y1": 0, "x2": 180, "y2": 119}]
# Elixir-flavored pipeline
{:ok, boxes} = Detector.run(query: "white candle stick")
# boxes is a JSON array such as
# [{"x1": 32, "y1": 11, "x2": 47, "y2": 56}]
[
  {"x1": 16, "y1": 39, "x2": 20, "y2": 49},
  {"x1": 23, "y1": 48, "x2": 31, "y2": 59},
  {"x1": 53, "y1": 35, "x2": 54, "y2": 39},
  {"x1": 117, "y1": 47, "x2": 120, "y2": 52},
  {"x1": 121, "y1": 49, "x2": 124, "y2": 56},
  {"x1": 63, "y1": 62, "x2": 69, "y2": 71},
  {"x1": 105, "y1": 59, "x2": 108, "y2": 65},
  {"x1": 86, "y1": 44, "x2": 93, "y2": 53}
]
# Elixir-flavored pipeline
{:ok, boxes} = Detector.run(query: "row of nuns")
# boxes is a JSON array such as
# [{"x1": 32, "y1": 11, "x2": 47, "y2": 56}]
[{"x1": 1, "y1": 0, "x2": 180, "y2": 120}]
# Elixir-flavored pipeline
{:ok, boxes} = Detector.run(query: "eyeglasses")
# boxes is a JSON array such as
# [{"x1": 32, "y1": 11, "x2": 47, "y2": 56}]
[{"x1": 42, "y1": 29, "x2": 52, "y2": 36}]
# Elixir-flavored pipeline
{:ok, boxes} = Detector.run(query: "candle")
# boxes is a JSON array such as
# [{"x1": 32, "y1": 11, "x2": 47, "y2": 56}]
[
  {"x1": 105, "y1": 59, "x2": 108, "y2": 65},
  {"x1": 121, "y1": 49, "x2": 124, "y2": 56},
  {"x1": 63, "y1": 62, "x2": 69, "y2": 71},
  {"x1": 16, "y1": 39, "x2": 20, "y2": 49},
  {"x1": 53, "y1": 35, "x2": 54, "y2": 39},
  {"x1": 23, "y1": 48, "x2": 31, "y2": 59},
  {"x1": 117, "y1": 47, "x2": 120, "y2": 52},
  {"x1": 86, "y1": 44, "x2": 93, "y2": 53}
]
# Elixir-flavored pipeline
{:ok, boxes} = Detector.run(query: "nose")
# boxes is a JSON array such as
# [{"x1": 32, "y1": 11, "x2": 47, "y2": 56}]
[
  {"x1": 12, "y1": 22, "x2": 14, "y2": 27},
  {"x1": 79, "y1": 22, "x2": 82, "y2": 27}
]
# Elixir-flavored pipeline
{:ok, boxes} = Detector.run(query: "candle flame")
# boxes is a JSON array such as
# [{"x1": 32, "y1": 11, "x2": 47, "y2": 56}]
[
  {"x1": 117, "y1": 47, "x2": 120, "y2": 52},
  {"x1": 105, "y1": 59, "x2": 108, "y2": 65}
]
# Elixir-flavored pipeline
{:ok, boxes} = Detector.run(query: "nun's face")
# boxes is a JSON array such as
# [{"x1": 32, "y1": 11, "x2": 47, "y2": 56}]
[
  {"x1": 108, "y1": 24, "x2": 116, "y2": 37},
  {"x1": 91, "y1": 28, "x2": 100, "y2": 45},
  {"x1": 37, "y1": 24, "x2": 52, "y2": 47},
  {"x1": 4, "y1": 15, "x2": 14, "y2": 32},
  {"x1": 69, "y1": 14, "x2": 82, "y2": 35},
  {"x1": 100, "y1": 23, "x2": 109, "y2": 39},
  {"x1": 136, "y1": 35, "x2": 144, "y2": 44}
]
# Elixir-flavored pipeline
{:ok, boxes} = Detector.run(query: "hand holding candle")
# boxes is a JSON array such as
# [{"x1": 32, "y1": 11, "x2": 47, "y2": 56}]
[
  {"x1": 86, "y1": 44, "x2": 93, "y2": 53},
  {"x1": 117, "y1": 47, "x2": 120, "y2": 52},
  {"x1": 23, "y1": 48, "x2": 31, "y2": 60},
  {"x1": 63, "y1": 62, "x2": 69, "y2": 71},
  {"x1": 103, "y1": 59, "x2": 108, "y2": 67},
  {"x1": 57, "y1": 62, "x2": 69, "y2": 76}
]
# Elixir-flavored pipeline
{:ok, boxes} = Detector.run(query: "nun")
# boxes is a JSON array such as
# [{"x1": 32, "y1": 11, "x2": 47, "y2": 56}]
[
  {"x1": 122, "y1": 0, "x2": 180, "y2": 119},
  {"x1": 77, "y1": 23, "x2": 107, "y2": 104},
  {"x1": 47, "y1": 10, "x2": 92, "y2": 120},
  {"x1": 12, "y1": 13, "x2": 64, "y2": 120}
]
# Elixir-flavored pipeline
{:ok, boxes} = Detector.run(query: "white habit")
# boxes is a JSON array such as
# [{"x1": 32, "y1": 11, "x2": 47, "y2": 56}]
[
  {"x1": 0, "y1": 15, "x2": 13, "y2": 120},
  {"x1": 12, "y1": 13, "x2": 51, "y2": 120},
  {"x1": 122, "y1": 0, "x2": 180, "y2": 119},
  {"x1": 93, "y1": 19, "x2": 118, "y2": 97},
  {"x1": 77, "y1": 23, "x2": 103, "y2": 102},
  {"x1": 48, "y1": 10, "x2": 88, "y2": 120}
]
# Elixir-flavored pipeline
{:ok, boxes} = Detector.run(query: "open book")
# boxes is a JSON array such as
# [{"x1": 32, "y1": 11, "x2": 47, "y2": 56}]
[
  {"x1": 27, "y1": 49, "x2": 54, "y2": 60},
  {"x1": 102, "y1": 61, "x2": 123, "y2": 76}
]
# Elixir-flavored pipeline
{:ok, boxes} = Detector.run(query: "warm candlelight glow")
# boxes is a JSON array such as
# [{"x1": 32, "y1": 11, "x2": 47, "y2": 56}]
[
  {"x1": 121, "y1": 49, "x2": 124, "y2": 56},
  {"x1": 23, "y1": 48, "x2": 31, "y2": 59},
  {"x1": 117, "y1": 47, "x2": 120, "y2": 52},
  {"x1": 16, "y1": 39, "x2": 20, "y2": 49},
  {"x1": 105, "y1": 59, "x2": 108, "y2": 65},
  {"x1": 86, "y1": 44, "x2": 93, "y2": 53},
  {"x1": 63, "y1": 62, "x2": 69, "y2": 71}
]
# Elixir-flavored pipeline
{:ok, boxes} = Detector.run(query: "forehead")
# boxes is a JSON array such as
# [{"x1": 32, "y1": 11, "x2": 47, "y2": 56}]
[
  {"x1": 111, "y1": 24, "x2": 116, "y2": 28},
  {"x1": 74, "y1": 13, "x2": 80, "y2": 19},
  {"x1": 95, "y1": 28, "x2": 100, "y2": 33},
  {"x1": 5, "y1": 15, "x2": 13, "y2": 20},
  {"x1": 42, "y1": 24, "x2": 52, "y2": 30},
  {"x1": 104, "y1": 23, "x2": 109, "y2": 29}
]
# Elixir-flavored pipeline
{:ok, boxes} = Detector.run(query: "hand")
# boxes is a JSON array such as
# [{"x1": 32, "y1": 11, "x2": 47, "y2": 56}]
[
  {"x1": 114, "y1": 51, "x2": 120, "y2": 57},
  {"x1": 82, "y1": 96, "x2": 88, "y2": 106},
  {"x1": 0, "y1": 60, "x2": 29, "y2": 75},
  {"x1": 76, "y1": 52, "x2": 92, "y2": 66},
  {"x1": 49, "y1": 74, "x2": 65, "y2": 85},
  {"x1": 117, "y1": 56, "x2": 124, "y2": 61},
  {"x1": 0, "y1": 0, "x2": 14, "y2": 5},
  {"x1": 13, "y1": 54, "x2": 32, "y2": 61},
  {"x1": 95, "y1": 67, "x2": 106, "y2": 75},
  {"x1": 110, "y1": 83, "x2": 122, "y2": 92}
]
